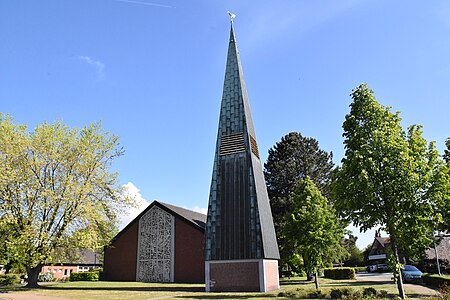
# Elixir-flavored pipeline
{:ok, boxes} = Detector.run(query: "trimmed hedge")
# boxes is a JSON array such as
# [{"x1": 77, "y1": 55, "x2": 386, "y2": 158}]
[
  {"x1": 0, "y1": 274, "x2": 20, "y2": 286},
  {"x1": 422, "y1": 274, "x2": 450, "y2": 288},
  {"x1": 69, "y1": 271, "x2": 99, "y2": 281},
  {"x1": 38, "y1": 272, "x2": 54, "y2": 282},
  {"x1": 324, "y1": 267, "x2": 356, "y2": 280}
]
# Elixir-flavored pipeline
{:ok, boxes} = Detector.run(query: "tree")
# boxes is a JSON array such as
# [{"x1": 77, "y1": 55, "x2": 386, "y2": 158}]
[
  {"x1": 341, "y1": 231, "x2": 364, "y2": 267},
  {"x1": 285, "y1": 177, "x2": 345, "y2": 289},
  {"x1": 444, "y1": 138, "x2": 450, "y2": 163},
  {"x1": 0, "y1": 115, "x2": 135, "y2": 287},
  {"x1": 333, "y1": 84, "x2": 447, "y2": 298},
  {"x1": 264, "y1": 132, "x2": 334, "y2": 266}
]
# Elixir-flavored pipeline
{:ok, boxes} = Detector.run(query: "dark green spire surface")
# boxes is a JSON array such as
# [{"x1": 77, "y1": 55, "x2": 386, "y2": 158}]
[{"x1": 204, "y1": 23, "x2": 279, "y2": 261}]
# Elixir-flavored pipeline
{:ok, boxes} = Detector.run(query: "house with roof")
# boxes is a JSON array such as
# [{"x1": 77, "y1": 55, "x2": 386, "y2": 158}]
[
  {"x1": 103, "y1": 200, "x2": 206, "y2": 283},
  {"x1": 367, "y1": 233, "x2": 450, "y2": 273},
  {"x1": 367, "y1": 235, "x2": 391, "y2": 271},
  {"x1": 41, "y1": 249, "x2": 102, "y2": 280}
]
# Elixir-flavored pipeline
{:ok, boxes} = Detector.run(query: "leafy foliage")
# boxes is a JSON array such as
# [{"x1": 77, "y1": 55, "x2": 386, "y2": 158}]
[
  {"x1": 323, "y1": 268, "x2": 356, "y2": 280},
  {"x1": 0, "y1": 115, "x2": 136, "y2": 287},
  {"x1": 444, "y1": 137, "x2": 450, "y2": 163},
  {"x1": 264, "y1": 132, "x2": 334, "y2": 265},
  {"x1": 332, "y1": 84, "x2": 448, "y2": 298},
  {"x1": 70, "y1": 271, "x2": 99, "y2": 281},
  {"x1": 0, "y1": 274, "x2": 20, "y2": 286},
  {"x1": 285, "y1": 177, "x2": 345, "y2": 287},
  {"x1": 342, "y1": 231, "x2": 364, "y2": 267}
]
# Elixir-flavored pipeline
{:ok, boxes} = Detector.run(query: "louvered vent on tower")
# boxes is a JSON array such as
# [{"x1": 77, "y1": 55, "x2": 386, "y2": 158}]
[
  {"x1": 220, "y1": 133, "x2": 245, "y2": 156},
  {"x1": 250, "y1": 135, "x2": 260, "y2": 159}
]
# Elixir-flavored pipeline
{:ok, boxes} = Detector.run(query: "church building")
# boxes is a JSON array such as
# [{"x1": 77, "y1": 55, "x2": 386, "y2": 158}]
[
  {"x1": 103, "y1": 17, "x2": 279, "y2": 291},
  {"x1": 103, "y1": 201, "x2": 206, "y2": 283}
]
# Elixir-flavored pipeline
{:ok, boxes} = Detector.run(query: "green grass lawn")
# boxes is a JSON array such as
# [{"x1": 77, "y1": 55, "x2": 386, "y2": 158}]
[{"x1": 0, "y1": 276, "x2": 435, "y2": 299}]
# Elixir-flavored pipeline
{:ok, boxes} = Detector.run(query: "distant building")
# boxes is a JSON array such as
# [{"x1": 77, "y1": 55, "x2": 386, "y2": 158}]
[
  {"x1": 425, "y1": 236, "x2": 450, "y2": 262},
  {"x1": 103, "y1": 201, "x2": 205, "y2": 283},
  {"x1": 367, "y1": 233, "x2": 450, "y2": 273},
  {"x1": 367, "y1": 236, "x2": 390, "y2": 271},
  {"x1": 41, "y1": 249, "x2": 102, "y2": 280}
]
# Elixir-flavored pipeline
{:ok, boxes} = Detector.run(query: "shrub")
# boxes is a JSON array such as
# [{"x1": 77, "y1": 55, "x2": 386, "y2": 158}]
[
  {"x1": 363, "y1": 287, "x2": 377, "y2": 297},
  {"x1": 330, "y1": 288, "x2": 363, "y2": 299},
  {"x1": 69, "y1": 271, "x2": 99, "y2": 281},
  {"x1": 277, "y1": 291, "x2": 287, "y2": 297},
  {"x1": 307, "y1": 289, "x2": 326, "y2": 299},
  {"x1": 324, "y1": 268, "x2": 356, "y2": 280},
  {"x1": 279, "y1": 288, "x2": 326, "y2": 299},
  {"x1": 0, "y1": 274, "x2": 20, "y2": 286},
  {"x1": 38, "y1": 272, "x2": 54, "y2": 282},
  {"x1": 95, "y1": 269, "x2": 105, "y2": 281},
  {"x1": 378, "y1": 289, "x2": 388, "y2": 298},
  {"x1": 330, "y1": 288, "x2": 348, "y2": 299},
  {"x1": 422, "y1": 274, "x2": 450, "y2": 288}
]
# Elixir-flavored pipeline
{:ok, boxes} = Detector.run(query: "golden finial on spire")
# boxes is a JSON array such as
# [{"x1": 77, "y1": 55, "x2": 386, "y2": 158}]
[{"x1": 227, "y1": 11, "x2": 236, "y2": 23}]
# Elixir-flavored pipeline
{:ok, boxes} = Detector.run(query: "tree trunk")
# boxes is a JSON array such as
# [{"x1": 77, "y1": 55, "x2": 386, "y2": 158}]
[
  {"x1": 25, "y1": 264, "x2": 42, "y2": 288},
  {"x1": 5, "y1": 263, "x2": 12, "y2": 274},
  {"x1": 314, "y1": 271, "x2": 319, "y2": 289},
  {"x1": 389, "y1": 228, "x2": 405, "y2": 299}
]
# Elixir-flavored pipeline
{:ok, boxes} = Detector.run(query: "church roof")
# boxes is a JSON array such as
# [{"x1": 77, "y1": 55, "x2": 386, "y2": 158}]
[
  {"x1": 108, "y1": 200, "x2": 206, "y2": 244},
  {"x1": 157, "y1": 201, "x2": 206, "y2": 230}
]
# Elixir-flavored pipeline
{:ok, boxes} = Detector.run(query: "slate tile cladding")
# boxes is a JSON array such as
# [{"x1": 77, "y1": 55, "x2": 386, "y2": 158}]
[{"x1": 204, "y1": 22, "x2": 279, "y2": 262}]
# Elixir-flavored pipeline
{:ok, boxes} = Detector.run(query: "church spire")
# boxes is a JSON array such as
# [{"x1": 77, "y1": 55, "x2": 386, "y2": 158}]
[{"x1": 204, "y1": 15, "x2": 279, "y2": 293}]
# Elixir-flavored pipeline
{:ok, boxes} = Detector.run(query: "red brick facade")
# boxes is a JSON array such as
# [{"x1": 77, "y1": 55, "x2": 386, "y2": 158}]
[
  {"x1": 103, "y1": 201, "x2": 205, "y2": 283},
  {"x1": 41, "y1": 265, "x2": 78, "y2": 280},
  {"x1": 174, "y1": 218, "x2": 204, "y2": 283},
  {"x1": 206, "y1": 259, "x2": 279, "y2": 292},
  {"x1": 103, "y1": 221, "x2": 138, "y2": 281},
  {"x1": 209, "y1": 261, "x2": 260, "y2": 291}
]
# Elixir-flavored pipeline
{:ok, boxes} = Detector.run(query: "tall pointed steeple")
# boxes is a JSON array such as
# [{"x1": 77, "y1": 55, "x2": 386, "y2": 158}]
[{"x1": 204, "y1": 17, "x2": 279, "y2": 293}]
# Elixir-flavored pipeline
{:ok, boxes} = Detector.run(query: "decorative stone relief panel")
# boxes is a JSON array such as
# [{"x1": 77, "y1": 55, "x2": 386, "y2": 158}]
[{"x1": 137, "y1": 206, "x2": 174, "y2": 282}]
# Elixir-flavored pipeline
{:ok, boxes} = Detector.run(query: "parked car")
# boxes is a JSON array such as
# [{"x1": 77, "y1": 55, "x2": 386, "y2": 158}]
[
  {"x1": 377, "y1": 264, "x2": 390, "y2": 272},
  {"x1": 402, "y1": 265, "x2": 422, "y2": 282},
  {"x1": 367, "y1": 265, "x2": 378, "y2": 272}
]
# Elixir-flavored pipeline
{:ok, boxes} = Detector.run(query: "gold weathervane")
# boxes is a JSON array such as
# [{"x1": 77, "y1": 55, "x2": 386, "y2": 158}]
[{"x1": 227, "y1": 11, "x2": 236, "y2": 22}]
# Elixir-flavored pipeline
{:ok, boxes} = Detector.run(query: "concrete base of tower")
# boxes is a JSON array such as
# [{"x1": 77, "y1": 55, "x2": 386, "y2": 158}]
[{"x1": 205, "y1": 259, "x2": 279, "y2": 292}]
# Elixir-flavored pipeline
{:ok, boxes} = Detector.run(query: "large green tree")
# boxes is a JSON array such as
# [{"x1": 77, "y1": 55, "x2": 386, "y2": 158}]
[
  {"x1": 264, "y1": 132, "x2": 334, "y2": 265},
  {"x1": 444, "y1": 138, "x2": 450, "y2": 163},
  {"x1": 333, "y1": 84, "x2": 447, "y2": 298},
  {"x1": 285, "y1": 177, "x2": 345, "y2": 289},
  {"x1": 341, "y1": 231, "x2": 364, "y2": 267},
  {"x1": 0, "y1": 115, "x2": 135, "y2": 287}
]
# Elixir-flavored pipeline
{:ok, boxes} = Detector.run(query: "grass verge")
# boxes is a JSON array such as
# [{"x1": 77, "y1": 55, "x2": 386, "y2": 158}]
[{"x1": 0, "y1": 276, "x2": 436, "y2": 299}]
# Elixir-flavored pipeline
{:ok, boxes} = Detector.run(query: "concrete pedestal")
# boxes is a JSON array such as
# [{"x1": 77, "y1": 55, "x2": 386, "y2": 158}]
[{"x1": 205, "y1": 259, "x2": 279, "y2": 292}]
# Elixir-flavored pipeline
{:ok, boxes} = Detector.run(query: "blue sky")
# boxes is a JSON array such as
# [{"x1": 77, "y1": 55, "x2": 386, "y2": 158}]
[{"x1": 1, "y1": 1, "x2": 449, "y2": 249}]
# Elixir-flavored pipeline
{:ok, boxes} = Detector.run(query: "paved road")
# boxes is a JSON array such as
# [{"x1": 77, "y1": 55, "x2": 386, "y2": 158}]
[{"x1": 356, "y1": 272, "x2": 438, "y2": 298}]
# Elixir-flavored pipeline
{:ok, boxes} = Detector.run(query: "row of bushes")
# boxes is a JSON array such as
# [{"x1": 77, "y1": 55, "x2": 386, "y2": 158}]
[
  {"x1": 278, "y1": 287, "x2": 388, "y2": 299},
  {"x1": 422, "y1": 273, "x2": 450, "y2": 288},
  {"x1": 69, "y1": 270, "x2": 102, "y2": 281},
  {"x1": 0, "y1": 274, "x2": 21, "y2": 286},
  {"x1": 324, "y1": 268, "x2": 356, "y2": 280}
]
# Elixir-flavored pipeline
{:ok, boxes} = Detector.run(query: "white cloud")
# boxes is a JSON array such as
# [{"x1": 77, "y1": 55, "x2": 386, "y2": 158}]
[
  {"x1": 78, "y1": 55, "x2": 105, "y2": 80},
  {"x1": 119, "y1": 182, "x2": 150, "y2": 230}
]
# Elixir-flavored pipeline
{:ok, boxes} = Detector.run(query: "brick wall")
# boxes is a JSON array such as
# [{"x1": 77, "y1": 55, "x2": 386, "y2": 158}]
[
  {"x1": 174, "y1": 218, "x2": 204, "y2": 283},
  {"x1": 103, "y1": 221, "x2": 138, "y2": 281}
]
